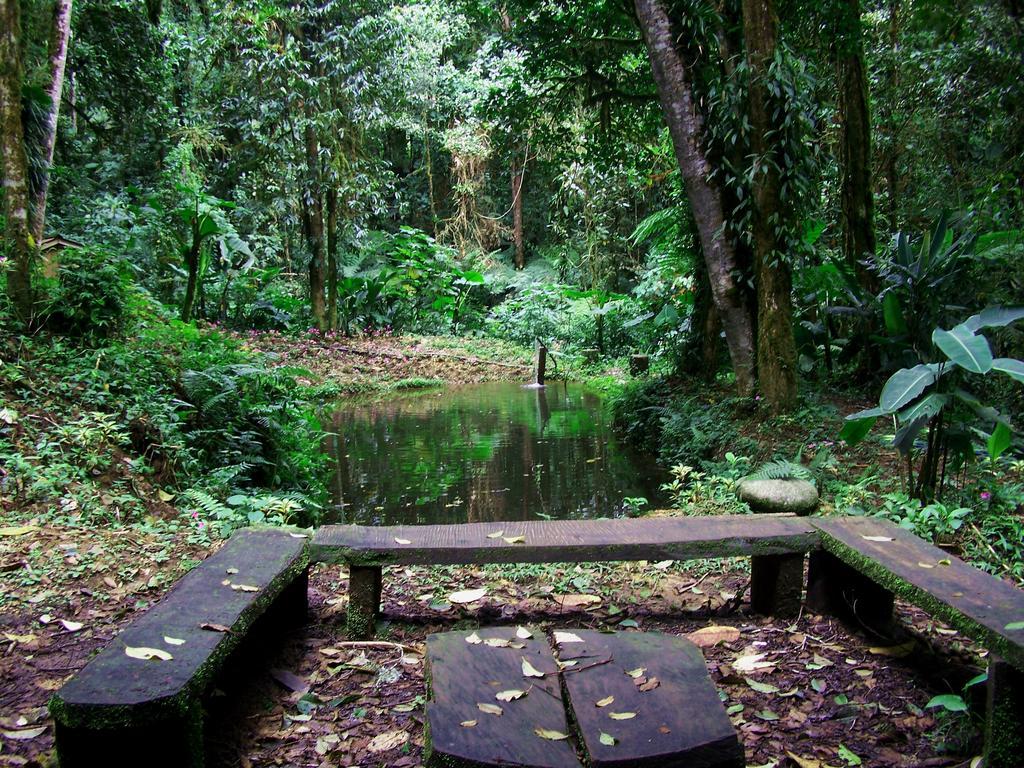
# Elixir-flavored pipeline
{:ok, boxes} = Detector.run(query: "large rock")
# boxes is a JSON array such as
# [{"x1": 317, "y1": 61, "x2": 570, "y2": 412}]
[{"x1": 738, "y1": 478, "x2": 819, "y2": 515}]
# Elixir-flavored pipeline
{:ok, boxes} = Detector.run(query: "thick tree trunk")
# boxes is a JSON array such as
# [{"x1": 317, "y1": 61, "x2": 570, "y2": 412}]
[
  {"x1": 181, "y1": 210, "x2": 200, "y2": 323},
  {"x1": 29, "y1": 0, "x2": 73, "y2": 245},
  {"x1": 743, "y1": 0, "x2": 798, "y2": 412},
  {"x1": 634, "y1": 0, "x2": 756, "y2": 396},
  {"x1": 1, "y1": 0, "x2": 34, "y2": 321},
  {"x1": 326, "y1": 186, "x2": 338, "y2": 331},
  {"x1": 836, "y1": 0, "x2": 876, "y2": 286},
  {"x1": 511, "y1": 149, "x2": 525, "y2": 269},
  {"x1": 303, "y1": 124, "x2": 327, "y2": 331}
]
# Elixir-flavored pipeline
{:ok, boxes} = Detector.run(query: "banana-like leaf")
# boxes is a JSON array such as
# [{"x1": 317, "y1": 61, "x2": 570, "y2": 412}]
[
  {"x1": 899, "y1": 392, "x2": 949, "y2": 424},
  {"x1": 987, "y1": 421, "x2": 1012, "y2": 462},
  {"x1": 839, "y1": 416, "x2": 877, "y2": 446},
  {"x1": 932, "y1": 325, "x2": 992, "y2": 373},
  {"x1": 882, "y1": 293, "x2": 908, "y2": 335},
  {"x1": 880, "y1": 364, "x2": 938, "y2": 412},
  {"x1": 893, "y1": 415, "x2": 930, "y2": 456},
  {"x1": 963, "y1": 307, "x2": 1024, "y2": 332},
  {"x1": 992, "y1": 357, "x2": 1024, "y2": 383}
]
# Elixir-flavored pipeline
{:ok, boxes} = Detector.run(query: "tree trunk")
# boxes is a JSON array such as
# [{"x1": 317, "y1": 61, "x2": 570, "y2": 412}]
[
  {"x1": 303, "y1": 124, "x2": 327, "y2": 331},
  {"x1": 634, "y1": 0, "x2": 756, "y2": 396},
  {"x1": 1, "y1": 0, "x2": 34, "y2": 321},
  {"x1": 512, "y1": 149, "x2": 525, "y2": 269},
  {"x1": 326, "y1": 186, "x2": 338, "y2": 331},
  {"x1": 181, "y1": 208, "x2": 200, "y2": 323},
  {"x1": 29, "y1": 0, "x2": 73, "y2": 245},
  {"x1": 743, "y1": 0, "x2": 798, "y2": 412},
  {"x1": 836, "y1": 0, "x2": 876, "y2": 286}
]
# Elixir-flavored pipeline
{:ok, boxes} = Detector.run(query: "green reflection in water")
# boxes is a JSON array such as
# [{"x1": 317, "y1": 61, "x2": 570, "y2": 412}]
[{"x1": 324, "y1": 381, "x2": 666, "y2": 525}]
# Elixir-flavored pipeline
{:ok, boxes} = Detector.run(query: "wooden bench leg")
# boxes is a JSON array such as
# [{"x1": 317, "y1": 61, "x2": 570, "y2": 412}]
[
  {"x1": 55, "y1": 702, "x2": 204, "y2": 767},
  {"x1": 984, "y1": 656, "x2": 1024, "y2": 768},
  {"x1": 806, "y1": 550, "x2": 895, "y2": 635},
  {"x1": 347, "y1": 565, "x2": 382, "y2": 639},
  {"x1": 750, "y1": 553, "x2": 804, "y2": 619}
]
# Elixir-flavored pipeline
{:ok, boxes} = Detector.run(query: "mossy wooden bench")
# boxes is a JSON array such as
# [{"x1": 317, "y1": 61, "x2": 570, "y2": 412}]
[
  {"x1": 807, "y1": 516, "x2": 1024, "y2": 768},
  {"x1": 311, "y1": 514, "x2": 820, "y2": 638},
  {"x1": 424, "y1": 627, "x2": 743, "y2": 768},
  {"x1": 49, "y1": 528, "x2": 309, "y2": 768}
]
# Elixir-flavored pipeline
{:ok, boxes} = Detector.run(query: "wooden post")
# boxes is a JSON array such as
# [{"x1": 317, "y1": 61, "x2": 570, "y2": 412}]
[
  {"x1": 750, "y1": 553, "x2": 804, "y2": 618},
  {"x1": 806, "y1": 551, "x2": 894, "y2": 634},
  {"x1": 984, "y1": 656, "x2": 1024, "y2": 768},
  {"x1": 629, "y1": 354, "x2": 650, "y2": 376},
  {"x1": 347, "y1": 565, "x2": 383, "y2": 639},
  {"x1": 534, "y1": 340, "x2": 547, "y2": 386}
]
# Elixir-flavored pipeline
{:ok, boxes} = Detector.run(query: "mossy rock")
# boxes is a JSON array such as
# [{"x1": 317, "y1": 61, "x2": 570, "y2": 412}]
[{"x1": 738, "y1": 478, "x2": 819, "y2": 515}]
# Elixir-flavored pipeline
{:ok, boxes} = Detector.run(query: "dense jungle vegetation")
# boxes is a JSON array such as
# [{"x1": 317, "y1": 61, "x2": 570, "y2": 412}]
[{"x1": 2, "y1": 0, "x2": 1023, "y2": 571}]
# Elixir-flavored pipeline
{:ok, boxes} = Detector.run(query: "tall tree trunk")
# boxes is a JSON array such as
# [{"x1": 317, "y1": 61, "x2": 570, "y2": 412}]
[
  {"x1": 29, "y1": 0, "x2": 72, "y2": 245},
  {"x1": 634, "y1": 0, "x2": 756, "y2": 396},
  {"x1": 303, "y1": 124, "x2": 327, "y2": 331},
  {"x1": 743, "y1": 0, "x2": 798, "y2": 411},
  {"x1": 181, "y1": 206, "x2": 200, "y2": 323},
  {"x1": 836, "y1": 0, "x2": 876, "y2": 286},
  {"x1": 511, "y1": 149, "x2": 525, "y2": 269},
  {"x1": 1, "y1": 0, "x2": 34, "y2": 321},
  {"x1": 883, "y1": 0, "x2": 901, "y2": 228},
  {"x1": 326, "y1": 186, "x2": 338, "y2": 331}
]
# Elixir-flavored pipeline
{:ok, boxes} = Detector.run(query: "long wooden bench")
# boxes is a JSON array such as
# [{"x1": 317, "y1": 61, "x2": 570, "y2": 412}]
[
  {"x1": 49, "y1": 528, "x2": 309, "y2": 768},
  {"x1": 806, "y1": 516, "x2": 1024, "y2": 768},
  {"x1": 311, "y1": 514, "x2": 821, "y2": 638}
]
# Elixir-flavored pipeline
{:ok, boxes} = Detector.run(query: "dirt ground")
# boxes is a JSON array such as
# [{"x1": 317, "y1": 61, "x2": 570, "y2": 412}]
[{"x1": 0, "y1": 521, "x2": 993, "y2": 768}]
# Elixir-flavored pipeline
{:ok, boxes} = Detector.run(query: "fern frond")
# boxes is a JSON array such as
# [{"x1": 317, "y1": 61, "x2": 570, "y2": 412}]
[{"x1": 743, "y1": 460, "x2": 815, "y2": 483}]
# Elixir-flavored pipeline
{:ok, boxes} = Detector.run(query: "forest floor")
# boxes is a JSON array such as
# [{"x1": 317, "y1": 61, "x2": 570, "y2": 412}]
[{"x1": 0, "y1": 335, "x2": 996, "y2": 767}]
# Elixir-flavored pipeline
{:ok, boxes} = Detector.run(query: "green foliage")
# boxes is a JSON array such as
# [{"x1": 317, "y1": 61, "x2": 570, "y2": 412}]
[
  {"x1": 38, "y1": 247, "x2": 131, "y2": 339},
  {"x1": 742, "y1": 460, "x2": 815, "y2": 483}
]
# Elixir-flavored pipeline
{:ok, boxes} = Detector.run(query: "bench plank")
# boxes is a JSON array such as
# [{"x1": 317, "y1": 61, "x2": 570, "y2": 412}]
[
  {"x1": 313, "y1": 514, "x2": 819, "y2": 566},
  {"x1": 51, "y1": 528, "x2": 308, "y2": 729},
  {"x1": 810, "y1": 517, "x2": 1024, "y2": 672},
  {"x1": 425, "y1": 628, "x2": 581, "y2": 768},
  {"x1": 558, "y1": 630, "x2": 743, "y2": 768}
]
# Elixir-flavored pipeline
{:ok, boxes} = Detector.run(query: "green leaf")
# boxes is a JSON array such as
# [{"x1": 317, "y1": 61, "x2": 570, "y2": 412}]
[
  {"x1": 653, "y1": 303, "x2": 679, "y2": 327},
  {"x1": 987, "y1": 421, "x2": 1011, "y2": 462},
  {"x1": 992, "y1": 358, "x2": 1024, "y2": 384},
  {"x1": 932, "y1": 325, "x2": 992, "y2": 373},
  {"x1": 838, "y1": 744, "x2": 863, "y2": 766},
  {"x1": 811, "y1": 678, "x2": 826, "y2": 693},
  {"x1": 898, "y1": 393, "x2": 949, "y2": 424},
  {"x1": 963, "y1": 306, "x2": 1024, "y2": 332},
  {"x1": 882, "y1": 293, "x2": 908, "y2": 335},
  {"x1": 599, "y1": 732, "x2": 617, "y2": 746},
  {"x1": 926, "y1": 694, "x2": 967, "y2": 712},
  {"x1": 460, "y1": 270, "x2": 485, "y2": 284},
  {"x1": 745, "y1": 677, "x2": 780, "y2": 694},
  {"x1": 893, "y1": 415, "x2": 929, "y2": 456},
  {"x1": 839, "y1": 416, "x2": 876, "y2": 446},
  {"x1": 880, "y1": 364, "x2": 938, "y2": 412},
  {"x1": 1004, "y1": 621, "x2": 1024, "y2": 631}
]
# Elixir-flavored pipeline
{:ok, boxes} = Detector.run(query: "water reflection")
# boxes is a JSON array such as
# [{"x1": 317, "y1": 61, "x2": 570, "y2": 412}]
[{"x1": 324, "y1": 381, "x2": 666, "y2": 525}]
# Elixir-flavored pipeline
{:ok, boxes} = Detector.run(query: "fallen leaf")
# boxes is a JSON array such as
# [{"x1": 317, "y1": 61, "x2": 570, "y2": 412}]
[
  {"x1": 861, "y1": 535, "x2": 894, "y2": 542},
  {"x1": 2, "y1": 727, "x2": 46, "y2": 740},
  {"x1": 0, "y1": 526, "x2": 38, "y2": 537},
  {"x1": 59, "y1": 620, "x2": 83, "y2": 632},
  {"x1": 164, "y1": 636, "x2": 185, "y2": 646},
  {"x1": 609, "y1": 712, "x2": 636, "y2": 720},
  {"x1": 366, "y1": 730, "x2": 409, "y2": 753},
  {"x1": 496, "y1": 689, "x2": 526, "y2": 702},
  {"x1": 917, "y1": 562, "x2": 935, "y2": 569},
  {"x1": 516, "y1": 626, "x2": 533, "y2": 639},
  {"x1": 811, "y1": 678, "x2": 826, "y2": 693},
  {"x1": 522, "y1": 657, "x2": 545, "y2": 678},
  {"x1": 394, "y1": 538, "x2": 411, "y2": 545},
  {"x1": 226, "y1": 568, "x2": 239, "y2": 574},
  {"x1": 200, "y1": 622, "x2": 231, "y2": 633},
  {"x1": 554, "y1": 594, "x2": 601, "y2": 608},
  {"x1": 735, "y1": 653, "x2": 774, "y2": 673},
  {"x1": 449, "y1": 588, "x2": 487, "y2": 604},
  {"x1": 534, "y1": 728, "x2": 569, "y2": 740},
  {"x1": 288, "y1": 533, "x2": 308, "y2": 539},
  {"x1": 786, "y1": 750, "x2": 823, "y2": 768},
  {"x1": 553, "y1": 631, "x2": 583, "y2": 644},
  {"x1": 638, "y1": 677, "x2": 660, "y2": 692},
  {"x1": 745, "y1": 677, "x2": 779, "y2": 694},
  {"x1": 486, "y1": 530, "x2": 504, "y2": 539},
  {"x1": 626, "y1": 667, "x2": 646, "y2": 678},
  {"x1": 599, "y1": 732, "x2": 618, "y2": 746},
  {"x1": 596, "y1": 696, "x2": 615, "y2": 707},
  {"x1": 658, "y1": 725, "x2": 671, "y2": 734},
  {"x1": 4, "y1": 633, "x2": 36, "y2": 644},
  {"x1": 652, "y1": 560, "x2": 674, "y2": 570},
  {"x1": 157, "y1": 490, "x2": 175, "y2": 502},
  {"x1": 686, "y1": 625, "x2": 740, "y2": 648},
  {"x1": 938, "y1": 558, "x2": 952, "y2": 566},
  {"x1": 503, "y1": 535, "x2": 526, "y2": 544},
  {"x1": 460, "y1": 720, "x2": 477, "y2": 727},
  {"x1": 1005, "y1": 621, "x2": 1024, "y2": 631},
  {"x1": 557, "y1": 660, "x2": 578, "y2": 669},
  {"x1": 465, "y1": 632, "x2": 482, "y2": 644},
  {"x1": 755, "y1": 709, "x2": 779, "y2": 721},
  {"x1": 102, "y1": 576, "x2": 117, "y2": 589},
  {"x1": 868, "y1": 641, "x2": 915, "y2": 657},
  {"x1": 477, "y1": 702, "x2": 503, "y2": 716},
  {"x1": 838, "y1": 744, "x2": 863, "y2": 766},
  {"x1": 484, "y1": 638, "x2": 510, "y2": 648},
  {"x1": 230, "y1": 584, "x2": 259, "y2": 592},
  {"x1": 125, "y1": 646, "x2": 172, "y2": 661}
]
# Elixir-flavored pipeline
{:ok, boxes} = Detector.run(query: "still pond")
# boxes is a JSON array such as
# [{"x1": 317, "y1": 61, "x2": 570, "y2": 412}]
[{"x1": 324, "y1": 381, "x2": 666, "y2": 525}]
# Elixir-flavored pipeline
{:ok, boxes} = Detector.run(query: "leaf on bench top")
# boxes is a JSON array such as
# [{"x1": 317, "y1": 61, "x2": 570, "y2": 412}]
[
  {"x1": 625, "y1": 667, "x2": 646, "y2": 678},
  {"x1": 503, "y1": 535, "x2": 526, "y2": 544},
  {"x1": 477, "y1": 702, "x2": 503, "y2": 715},
  {"x1": 534, "y1": 727, "x2": 569, "y2": 740},
  {"x1": 861, "y1": 535, "x2": 895, "y2": 542},
  {"x1": 394, "y1": 538, "x2": 412, "y2": 545},
  {"x1": 449, "y1": 588, "x2": 487, "y2": 604},
  {"x1": 608, "y1": 711, "x2": 636, "y2": 720},
  {"x1": 486, "y1": 530, "x2": 504, "y2": 539},
  {"x1": 163, "y1": 636, "x2": 185, "y2": 646},
  {"x1": 553, "y1": 631, "x2": 583, "y2": 644},
  {"x1": 522, "y1": 657, "x2": 545, "y2": 678},
  {"x1": 1005, "y1": 621, "x2": 1024, "y2": 631},
  {"x1": 465, "y1": 632, "x2": 482, "y2": 644},
  {"x1": 125, "y1": 646, "x2": 173, "y2": 661},
  {"x1": 596, "y1": 696, "x2": 614, "y2": 707},
  {"x1": 516, "y1": 626, "x2": 533, "y2": 639},
  {"x1": 230, "y1": 583, "x2": 259, "y2": 592},
  {"x1": 599, "y1": 732, "x2": 618, "y2": 746},
  {"x1": 496, "y1": 689, "x2": 526, "y2": 701},
  {"x1": 200, "y1": 622, "x2": 231, "y2": 633},
  {"x1": 460, "y1": 719, "x2": 477, "y2": 727},
  {"x1": 485, "y1": 637, "x2": 510, "y2": 647}
]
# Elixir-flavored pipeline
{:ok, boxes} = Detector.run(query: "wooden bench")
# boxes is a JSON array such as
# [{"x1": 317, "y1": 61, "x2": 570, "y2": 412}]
[
  {"x1": 49, "y1": 528, "x2": 309, "y2": 768},
  {"x1": 311, "y1": 514, "x2": 821, "y2": 638},
  {"x1": 807, "y1": 516, "x2": 1024, "y2": 768},
  {"x1": 424, "y1": 627, "x2": 743, "y2": 768}
]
